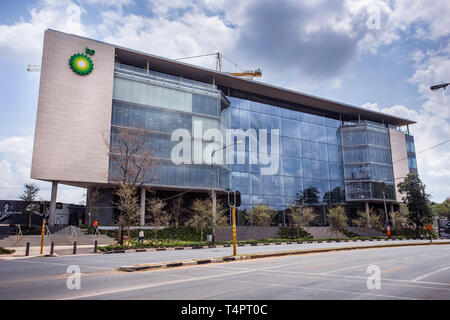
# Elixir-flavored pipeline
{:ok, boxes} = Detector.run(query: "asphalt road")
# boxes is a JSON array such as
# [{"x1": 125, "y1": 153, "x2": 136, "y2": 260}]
[{"x1": 0, "y1": 242, "x2": 449, "y2": 300}]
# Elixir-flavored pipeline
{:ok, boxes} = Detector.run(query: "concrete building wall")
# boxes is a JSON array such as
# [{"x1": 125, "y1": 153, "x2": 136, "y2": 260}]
[
  {"x1": 389, "y1": 129, "x2": 409, "y2": 202},
  {"x1": 31, "y1": 30, "x2": 115, "y2": 184}
]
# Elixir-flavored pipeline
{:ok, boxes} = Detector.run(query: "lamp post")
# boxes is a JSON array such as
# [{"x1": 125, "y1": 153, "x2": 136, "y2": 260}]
[
  {"x1": 430, "y1": 83, "x2": 449, "y2": 91},
  {"x1": 211, "y1": 140, "x2": 242, "y2": 244}
]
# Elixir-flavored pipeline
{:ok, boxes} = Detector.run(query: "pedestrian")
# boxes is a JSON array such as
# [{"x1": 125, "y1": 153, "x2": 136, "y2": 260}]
[
  {"x1": 93, "y1": 219, "x2": 99, "y2": 233},
  {"x1": 138, "y1": 229, "x2": 145, "y2": 244}
]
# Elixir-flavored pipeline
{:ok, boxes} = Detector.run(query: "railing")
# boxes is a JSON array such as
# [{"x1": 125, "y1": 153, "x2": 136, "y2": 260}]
[
  {"x1": 16, "y1": 225, "x2": 23, "y2": 241},
  {"x1": 45, "y1": 225, "x2": 52, "y2": 243},
  {"x1": 93, "y1": 225, "x2": 101, "y2": 237},
  {"x1": 114, "y1": 62, "x2": 218, "y2": 93},
  {"x1": 69, "y1": 225, "x2": 78, "y2": 242}
]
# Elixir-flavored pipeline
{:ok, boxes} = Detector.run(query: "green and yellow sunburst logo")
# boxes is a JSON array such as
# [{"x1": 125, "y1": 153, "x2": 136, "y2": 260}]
[{"x1": 69, "y1": 53, "x2": 94, "y2": 76}]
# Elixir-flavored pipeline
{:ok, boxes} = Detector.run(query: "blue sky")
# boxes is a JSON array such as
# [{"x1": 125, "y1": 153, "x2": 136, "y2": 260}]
[{"x1": 0, "y1": 0, "x2": 449, "y2": 204}]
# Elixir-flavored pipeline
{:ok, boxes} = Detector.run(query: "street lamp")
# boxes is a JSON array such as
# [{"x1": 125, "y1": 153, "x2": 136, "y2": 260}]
[
  {"x1": 210, "y1": 140, "x2": 242, "y2": 244},
  {"x1": 430, "y1": 83, "x2": 449, "y2": 91}
]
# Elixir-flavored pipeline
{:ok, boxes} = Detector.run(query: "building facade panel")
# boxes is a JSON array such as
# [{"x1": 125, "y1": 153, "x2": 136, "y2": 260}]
[
  {"x1": 389, "y1": 128, "x2": 411, "y2": 202},
  {"x1": 31, "y1": 30, "x2": 115, "y2": 184}
]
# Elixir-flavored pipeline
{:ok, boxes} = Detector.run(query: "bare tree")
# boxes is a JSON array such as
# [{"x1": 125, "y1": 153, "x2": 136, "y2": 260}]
[
  {"x1": 113, "y1": 183, "x2": 140, "y2": 246},
  {"x1": 105, "y1": 127, "x2": 158, "y2": 186},
  {"x1": 187, "y1": 198, "x2": 227, "y2": 244},
  {"x1": 19, "y1": 183, "x2": 40, "y2": 227},
  {"x1": 104, "y1": 126, "x2": 158, "y2": 241},
  {"x1": 170, "y1": 195, "x2": 184, "y2": 229},
  {"x1": 147, "y1": 197, "x2": 171, "y2": 244}
]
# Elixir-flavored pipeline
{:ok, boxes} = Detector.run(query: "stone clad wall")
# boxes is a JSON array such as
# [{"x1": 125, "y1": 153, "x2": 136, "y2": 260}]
[{"x1": 31, "y1": 30, "x2": 115, "y2": 184}]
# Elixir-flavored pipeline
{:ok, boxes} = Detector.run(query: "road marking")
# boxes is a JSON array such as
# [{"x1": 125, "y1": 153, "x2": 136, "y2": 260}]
[
  {"x1": 413, "y1": 266, "x2": 450, "y2": 282},
  {"x1": 10, "y1": 259, "x2": 112, "y2": 270},
  {"x1": 382, "y1": 266, "x2": 407, "y2": 274},
  {"x1": 201, "y1": 264, "x2": 450, "y2": 290},
  {"x1": 305, "y1": 262, "x2": 341, "y2": 270},
  {"x1": 61, "y1": 268, "x2": 258, "y2": 300}
]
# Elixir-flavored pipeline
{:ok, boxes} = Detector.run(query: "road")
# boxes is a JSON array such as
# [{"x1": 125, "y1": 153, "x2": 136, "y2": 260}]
[{"x1": 0, "y1": 242, "x2": 449, "y2": 300}]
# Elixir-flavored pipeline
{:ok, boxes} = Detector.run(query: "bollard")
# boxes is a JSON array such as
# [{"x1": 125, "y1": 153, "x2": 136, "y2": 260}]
[
  {"x1": 73, "y1": 241, "x2": 77, "y2": 255},
  {"x1": 25, "y1": 242, "x2": 30, "y2": 256},
  {"x1": 94, "y1": 240, "x2": 98, "y2": 253},
  {"x1": 50, "y1": 242, "x2": 54, "y2": 256}
]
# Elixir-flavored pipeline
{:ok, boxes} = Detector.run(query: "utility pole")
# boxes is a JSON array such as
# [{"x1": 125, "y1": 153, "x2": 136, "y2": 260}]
[{"x1": 210, "y1": 140, "x2": 242, "y2": 244}]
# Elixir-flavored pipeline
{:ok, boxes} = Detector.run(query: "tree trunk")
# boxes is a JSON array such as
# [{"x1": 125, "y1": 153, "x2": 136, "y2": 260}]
[
  {"x1": 127, "y1": 224, "x2": 131, "y2": 246},
  {"x1": 200, "y1": 229, "x2": 203, "y2": 245},
  {"x1": 28, "y1": 213, "x2": 32, "y2": 228}
]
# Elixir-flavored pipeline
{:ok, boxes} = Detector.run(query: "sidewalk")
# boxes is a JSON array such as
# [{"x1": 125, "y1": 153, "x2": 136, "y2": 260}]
[{"x1": 0, "y1": 244, "x2": 99, "y2": 260}]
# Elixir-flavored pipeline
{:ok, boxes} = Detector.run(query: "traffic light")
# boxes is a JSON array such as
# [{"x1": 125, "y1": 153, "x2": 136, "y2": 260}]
[
  {"x1": 235, "y1": 191, "x2": 241, "y2": 208},
  {"x1": 228, "y1": 191, "x2": 235, "y2": 207}
]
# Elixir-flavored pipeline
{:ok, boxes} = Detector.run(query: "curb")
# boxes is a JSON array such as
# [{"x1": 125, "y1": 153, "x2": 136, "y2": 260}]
[
  {"x1": 102, "y1": 238, "x2": 441, "y2": 254},
  {"x1": 117, "y1": 240, "x2": 450, "y2": 272}
]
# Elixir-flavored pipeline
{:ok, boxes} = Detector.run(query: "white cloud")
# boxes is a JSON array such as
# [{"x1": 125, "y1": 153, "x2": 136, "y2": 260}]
[
  {"x1": 0, "y1": 0, "x2": 89, "y2": 63},
  {"x1": 361, "y1": 42, "x2": 450, "y2": 203},
  {"x1": 0, "y1": 136, "x2": 85, "y2": 204}
]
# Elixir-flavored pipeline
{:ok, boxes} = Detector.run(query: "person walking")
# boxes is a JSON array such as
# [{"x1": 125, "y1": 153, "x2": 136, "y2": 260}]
[
  {"x1": 138, "y1": 229, "x2": 145, "y2": 244},
  {"x1": 93, "y1": 219, "x2": 99, "y2": 233}
]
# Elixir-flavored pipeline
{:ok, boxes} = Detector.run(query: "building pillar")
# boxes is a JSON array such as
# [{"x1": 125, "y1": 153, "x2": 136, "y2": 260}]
[
  {"x1": 140, "y1": 187, "x2": 146, "y2": 226},
  {"x1": 365, "y1": 201, "x2": 371, "y2": 228},
  {"x1": 49, "y1": 181, "x2": 58, "y2": 227}
]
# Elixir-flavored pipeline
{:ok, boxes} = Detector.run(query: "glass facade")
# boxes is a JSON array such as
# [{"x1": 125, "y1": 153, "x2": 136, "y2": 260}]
[
  {"x1": 221, "y1": 94, "x2": 345, "y2": 211},
  {"x1": 108, "y1": 63, "x2": 413, "y2": 209},
  {"x1": 341, "y1": 123, "x2": 396, "y2": 201},
  {"x1": 405, "y1": 134, "x2": 418, "y2": 174},
  {"x1": 109, "y1": 64, "x2": 227, "y2": 189}
]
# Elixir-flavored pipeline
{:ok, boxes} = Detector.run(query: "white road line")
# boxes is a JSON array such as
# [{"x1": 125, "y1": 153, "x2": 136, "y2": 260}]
[
  {"x1": 61, "y1": 268, "x2": 259, "y2": 300},
  {"x1": 413, "y1": 266, "x2": 450, "y2": 282},
  {"x1": 11, "y1": 259, "x2": 112, "y2": 270}
]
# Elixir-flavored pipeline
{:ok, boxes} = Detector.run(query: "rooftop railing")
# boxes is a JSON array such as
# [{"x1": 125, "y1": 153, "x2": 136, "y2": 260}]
[{"x1": 114, "y1": 62, "x2": 218, "y2": 93}]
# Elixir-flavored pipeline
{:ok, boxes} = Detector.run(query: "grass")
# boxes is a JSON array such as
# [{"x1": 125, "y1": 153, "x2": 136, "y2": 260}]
[
  {"x1": 0, "y1": 247, "x2": 15, "y2": 255},
  {"x1": 97, "y1": 234, "x2": 427, "y2": 252}
]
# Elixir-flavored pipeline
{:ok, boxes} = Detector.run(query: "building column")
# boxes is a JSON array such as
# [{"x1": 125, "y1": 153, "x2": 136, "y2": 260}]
[
  {"x1": 49, "y1": 181, "x2": 58, "y2": 226},
  {"x1": 365, "y1": 201, "x2": 371, "y2": 228},
  {"x1": 140, "y1": 187, "x2": 146, "y2": 226}
]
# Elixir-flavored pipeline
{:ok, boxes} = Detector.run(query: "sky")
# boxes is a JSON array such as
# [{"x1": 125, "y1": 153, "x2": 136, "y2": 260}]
[{"x1": 0, "y1": 0, "x2": 449, "y2": 205}]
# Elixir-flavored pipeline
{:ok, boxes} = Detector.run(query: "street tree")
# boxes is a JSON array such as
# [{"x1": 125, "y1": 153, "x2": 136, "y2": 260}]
[
  {"x1": 249, "y1": 203, "x2": 276, "y2": 240},
  {"x1": 147, "y1": 197, "x2": 171, "y2": 244},
  {"x1": 327, "y1": 206, "x2": 348, "y2": 239},
  {"x1": 105, "y1": 126, "x2": 158, "y2": 240},
  {"x1": 19, "y1": 183, "x2": 40, "y2": 227},
  {"x1": 397, "y1": 174, "x2": 433, "y2": 238},
  {"x1": 353, "y1": 207, "x2": 383, "y2": 230},
  {"x1": 113, "y1": 183, "x2": 140, "y2": 246},
  {"x1": 170, "y1": 195, "x2": 184, "y2": 229},
  {"x1": 389, "y1": 209, "x2": 408, "y2": 231},
  {"x1": 287, "y1": 203, "x2": 315, "y2": 239},
  {"x1": 186, "y1": 198, "x2": 227, "y2": 244},
  {"x1": 431, "y1": 197, "x2": 450, "y2": 219}
]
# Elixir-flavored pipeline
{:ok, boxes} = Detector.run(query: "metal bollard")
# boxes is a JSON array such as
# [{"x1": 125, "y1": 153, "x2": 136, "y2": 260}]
[
  {"x1": 25, "y1": 242, "x2": 30, "y2": 256},
  {"x1": 50, "y1": 242, "x2": 54, "y2": 256},
  {"x1": 73, "y1": 241, "x2": 77, "y2": 255},
  {"x1": 94, "y1": 240, "x2": 98, "y2": 253}
]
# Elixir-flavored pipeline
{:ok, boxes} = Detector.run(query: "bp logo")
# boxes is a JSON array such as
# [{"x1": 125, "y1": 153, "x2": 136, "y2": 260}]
[{"x1": 69, "y1": 47, "x2": 95, "y2": 76}]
